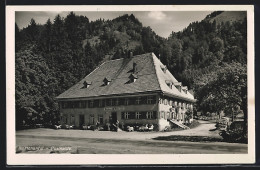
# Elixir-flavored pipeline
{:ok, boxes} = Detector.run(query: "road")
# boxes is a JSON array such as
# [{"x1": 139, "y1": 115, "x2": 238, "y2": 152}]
[{"x1": 16, "y1": 121, "x2": 248, "y2": 154}]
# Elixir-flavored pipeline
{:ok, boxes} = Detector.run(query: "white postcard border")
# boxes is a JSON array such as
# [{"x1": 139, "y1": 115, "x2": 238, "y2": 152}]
[{"x1": 6, "y1": 5, "x2": 255, "y2": 165}]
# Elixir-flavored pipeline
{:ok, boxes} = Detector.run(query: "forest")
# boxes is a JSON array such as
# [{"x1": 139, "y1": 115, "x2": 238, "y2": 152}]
[{"x1": 15, "y1": 11, "x2": 247, "y2": 128}]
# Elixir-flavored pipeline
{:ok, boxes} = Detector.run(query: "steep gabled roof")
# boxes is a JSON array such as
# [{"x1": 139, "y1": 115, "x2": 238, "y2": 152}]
[
  {"x1": 56, "y1": 53, "x2": 195, "y2": 102},
  {"x1": 151, "y1": 53, "x2": 195, "y2": 101}
]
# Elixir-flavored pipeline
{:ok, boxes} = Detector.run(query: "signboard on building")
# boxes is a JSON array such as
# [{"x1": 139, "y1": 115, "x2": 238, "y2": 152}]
[{"x1": 104, "y1": 107, "x2": 125, "y2": 111}]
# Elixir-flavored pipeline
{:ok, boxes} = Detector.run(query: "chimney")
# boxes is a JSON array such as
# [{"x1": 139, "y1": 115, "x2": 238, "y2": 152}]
[{"x1": 133, "y1": 62, "x2": 137, "y2": 73}]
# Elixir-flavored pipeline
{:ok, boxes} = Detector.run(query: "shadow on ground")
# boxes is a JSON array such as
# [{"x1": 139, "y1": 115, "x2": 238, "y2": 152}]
[{"x1": 153, "y1": 135, "x2": 223, "y2": 142}]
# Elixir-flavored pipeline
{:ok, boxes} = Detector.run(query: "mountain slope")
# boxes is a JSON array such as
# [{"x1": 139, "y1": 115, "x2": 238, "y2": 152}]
[{"x1": 206, "y1": 11, "x2": 246, "y2": 24}]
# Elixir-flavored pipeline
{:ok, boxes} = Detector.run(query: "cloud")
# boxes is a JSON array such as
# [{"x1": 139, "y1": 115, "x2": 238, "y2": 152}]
[{"x1": 147, "y1": 11, "x2": 166, "y2": 20}]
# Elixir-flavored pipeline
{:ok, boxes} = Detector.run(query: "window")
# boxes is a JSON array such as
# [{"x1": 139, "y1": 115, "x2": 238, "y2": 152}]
[
  {"x1": 83, "y1": 81, "x2": 92, "y2": 88},
  {"x1": 135, "y1": 97, "x2": 141, "y2": 105},
  {"x1": 174, "y1": 82, "x2": 182, "y2": 92},
  {"x1": 115, "y1": 98, "x2": 119, "y2": 106},
  {"x1": 98, "y1": 115, "x2": 103, "y2": 124},
  {"x1": 89, "y1": 100, "x2": 94, "y2": 108},
  {"x1": 128, "y1": 97, "x2": 135, "y2": 105},
  {"x1": 89, "y1": 115, "x2": 94, "y2": 125},
  {"x1": 165, "y1": 80, "x2": 173, "y2": 89},
  {"x1": 103, "y1": 77, "x2": 111, "y2": 86},
  {"x1": 153, "y1": 111, "x2": 157, "y2": 119},
  {"x1": 160, "y1": 65, "x2": 167, "y2": 73},
  {"x1": 160, "y1": 111, "x2": 165, "y2": 119},
  {"x1": 105, "y1": 99, "x2": 110, "y2": 106},
  {"x1": 128, "y1": 112, "x2": 135, "y2": 119},
  {"x1": 146, "y1": 96, "x2": 156, "y2": 104},
  {"x1": 74, "y1": 101, "x2": 77, "y2": 108},
  {"x1": 93, "y1": 100, "x2": 99, "y2": 107},
  {"x1": 110, "y1": 99, "x2": 115, "y2": 106},
  {"x1": 147, "y1": 96, "x2": 153, "y2": 104},
  {"x1": 99, "y1": 99, "x2": 103, "y2": 107},
  {"x1": 164, "y1": 99, "x2": 168, "y2": 105},
  {"x1": 125, "y1": 98, "x2": 129, "y2": 105},
  {"x1": 119, "y1": 98, "x2": 125, "y2": 105},
  {"x1": 70, "y1": 115, "x2": 75, "y2": 124},
  {"x1": 166, "y1": 112, "x2": 170, "y2": 119},
  {"x1": 169, "y1": 100, "x2": 173, "y2": 106},
  {"x1": 125, "y1": 112, "x2": 130, "y2": 119},
  {"x1": 80, "y1": 101, "x2": 86, "y2": 108},
  {"x1": 102, "y1": 100, "x2": 106, "y2": 107},
  {"x1": 129, "y1": 73, "x2": 138, "y2": 83},
  {"x1": 147, "y1": 111, "x2": 153, "y2": 119},
  {"x1": 60, "y1": 102, "x2": 64, "y2": 109},
  {"x1": 63, "y1": 115, "x2": 68, "y2": 124},
  {"x1": 63, "y1": 102, "x2": 68, "y2": 108},
  {"x1": 68, "y1": 101, "x2": 73, "y2": 108},
  {"x1": 136, "y1": 112, "x2": 141, "y2": 119},
  {"x1": 182, "y1": 86, "x2": 188, "y2": 94},
  {"x1": 159, "y1": 98, "x2": 163, "y2": 104},
  {"x1": 183, "y1": 103, "x2": 186, "y2": 109}
]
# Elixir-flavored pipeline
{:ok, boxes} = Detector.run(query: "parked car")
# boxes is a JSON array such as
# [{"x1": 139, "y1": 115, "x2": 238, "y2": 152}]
[
  {"x1": 81, "y1": 124, "x2": 88, "y2": 130},
  {"x1": 126, "y1": 126, "x2": 134, "y2": 132},
  {"x1": 69, "y1": 125, "x2": 76, "y2": 129},
  {"x1": 139, "y1": 124, "x2": 149, "y2": 132},
  {"x1": 53, "y1": 124, "x2": 61, "y2": 129},
  {"x1": 148, "y1": 124, "x2": 154, "y2": 131}
]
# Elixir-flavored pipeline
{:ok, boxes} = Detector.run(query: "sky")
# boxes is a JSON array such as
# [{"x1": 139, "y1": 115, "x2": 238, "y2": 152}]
[{"x1": 16, "y1": 11, "x2": 212, "y2": 38}]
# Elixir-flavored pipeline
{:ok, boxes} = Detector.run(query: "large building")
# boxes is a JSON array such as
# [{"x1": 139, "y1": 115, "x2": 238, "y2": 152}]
[{"x1": 56, "y1": 53, "x2": 195, "y2": 131}]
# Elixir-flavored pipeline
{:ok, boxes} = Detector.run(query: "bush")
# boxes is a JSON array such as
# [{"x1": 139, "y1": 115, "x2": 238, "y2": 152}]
[
  {"x1": 219, "y1": 121, "x2": 247, "y2": 143},
  {"x1": 185, "y1": 120, "x2": 200, "y2": 129},
  {"x1": 219, "y1": 129, "x2": 247, "y2": 143}
]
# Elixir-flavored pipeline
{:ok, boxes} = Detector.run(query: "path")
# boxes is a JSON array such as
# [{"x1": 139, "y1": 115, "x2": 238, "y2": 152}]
[{"x1": 16, "y1": 120, "x2": 247, "y2": 154}]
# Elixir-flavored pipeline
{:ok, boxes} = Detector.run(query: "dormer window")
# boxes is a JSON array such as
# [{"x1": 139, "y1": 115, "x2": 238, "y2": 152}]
[
  {"x1": 174, "y1": 82, "x2": 182, "y2": 92},
  {"x1": 165, "y1": 80, "x2": 173, "y2": 89},
  {"x1": 103, "y1": 77, "x2": 111, "y2": 85},
  {"x1": 182, "y1": 86, "x2": 188, "y2": 94},
  {"x1": 160, "y1": 65, "x2": 167, "y2": 73},
  {"x1": 83, "y1": 80, "x2": 92, "y2": 88},
  {"x1": 129, "y1": 73, "x2": 138, "y2": 83}
]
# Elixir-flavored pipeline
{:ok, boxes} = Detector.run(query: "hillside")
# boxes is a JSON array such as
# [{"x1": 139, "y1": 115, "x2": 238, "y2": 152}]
[
  {"x1": 206, "y1": 11, "x2": 246, "y2": 25},
  {"x1": 15, "y1": 11, "x2": 247, "y2": 127}
]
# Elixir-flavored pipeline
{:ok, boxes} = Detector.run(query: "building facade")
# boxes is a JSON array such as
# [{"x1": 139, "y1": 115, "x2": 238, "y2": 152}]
[{"x1": 56, "y1": 53, "x2": 195, "y2": 131}]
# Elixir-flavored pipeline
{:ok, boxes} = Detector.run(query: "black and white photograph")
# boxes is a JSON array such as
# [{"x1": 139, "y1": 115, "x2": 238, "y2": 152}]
[{"x1": 6, "y1": 5, "x2": 255, "y2": 165}]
